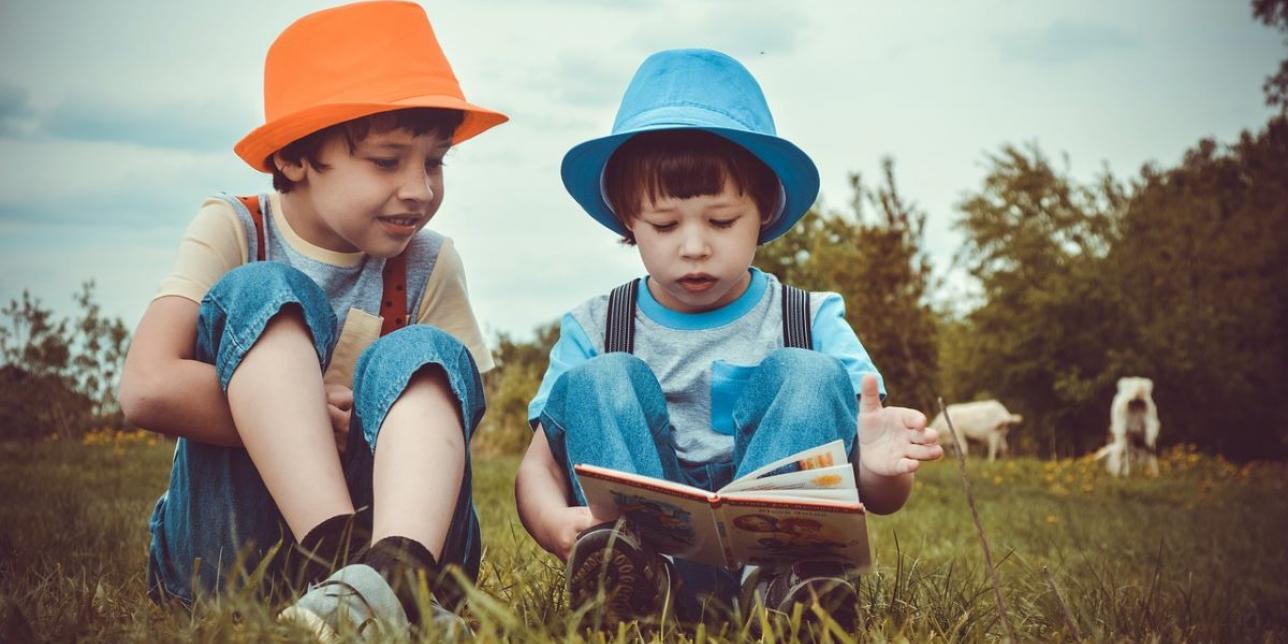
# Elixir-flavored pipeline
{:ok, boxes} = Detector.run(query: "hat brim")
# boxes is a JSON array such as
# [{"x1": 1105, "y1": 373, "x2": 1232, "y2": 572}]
[
  {"x1": 561, "y1": 125, "x2": 819, "y2": 244},
  {"x1": 235, "y1": 95, "x2": 508, "y2": 173}
]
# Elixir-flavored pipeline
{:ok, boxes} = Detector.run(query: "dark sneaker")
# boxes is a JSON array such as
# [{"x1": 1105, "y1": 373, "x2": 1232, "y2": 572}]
[
  {"x1": 740, "y1": 561, "x2": 860, "y2": 634},
  {"x1": 567, "y1": 518, "x2": 677, "y2": 628}
]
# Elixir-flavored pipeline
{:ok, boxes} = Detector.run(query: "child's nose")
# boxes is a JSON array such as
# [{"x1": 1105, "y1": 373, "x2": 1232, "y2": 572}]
[
  {"x1": 398, "y1": 167, "x2": 434, "y2": 205},
  {"x1": 679, "y1": 229, "x2": 710, "y2": 259}
]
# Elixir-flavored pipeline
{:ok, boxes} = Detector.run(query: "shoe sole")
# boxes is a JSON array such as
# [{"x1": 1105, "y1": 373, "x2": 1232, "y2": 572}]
[
  {"x1": 568, "y1": 524, "x2": 673, "y2": 627},
  {"x1": 780, "y1": 577, "x2": 859, "y2": 630},
  {"x1": 278, "y1": 605, "x2": 340, "y2": 643},
  {"x1": 568, "y1": 544, "x2": 644, "y2": 624}
]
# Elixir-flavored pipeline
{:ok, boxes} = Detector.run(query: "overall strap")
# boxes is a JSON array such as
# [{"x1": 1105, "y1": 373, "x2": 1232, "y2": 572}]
[
  {"x1": 380, "y1": 253, "x2": 408, "y2": 336},
  {"x1": 604, "y1": 278, "x2": 640, "y2": 353},
  {"x1": 236, "y1": 195, "x2": 267, "y2": 261},
  {"x1": 237, "y1": 193, "x2": 408, "y2": 337},
  {"x1": 780, "y1": 283, "x2": 812, "y2": 349}
]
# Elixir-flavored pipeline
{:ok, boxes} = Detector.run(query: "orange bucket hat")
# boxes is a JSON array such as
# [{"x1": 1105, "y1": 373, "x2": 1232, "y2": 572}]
[{"x1": 234, "y1": 0, "x2": 508, "y2": 172}]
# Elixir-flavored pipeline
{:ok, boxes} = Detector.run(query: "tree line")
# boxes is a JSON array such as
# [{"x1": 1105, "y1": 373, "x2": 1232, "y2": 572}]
[
  {"x1": 476, "y1": 116, "x2": 1288, "y2": 461},
  {"x1": 6, "y1": 2, "x2": 1286, "y2": 458}
]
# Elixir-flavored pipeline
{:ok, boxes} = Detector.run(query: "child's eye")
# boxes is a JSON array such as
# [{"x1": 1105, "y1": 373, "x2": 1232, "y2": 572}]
[
  {"x1": 370, "y1": 158, "x2": 399, "y2": 170},
  {"x1": 650, "y1": 222, "x2": 677, "y2": 232},
  {"x1": 711, "y1": 218, "x2": 738, "y2": 229}
]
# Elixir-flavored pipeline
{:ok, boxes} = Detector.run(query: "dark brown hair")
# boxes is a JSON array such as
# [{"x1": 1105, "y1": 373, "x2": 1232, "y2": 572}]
[
  {"x1": 602, "y1": 130, "x2": 781, "y2": 245},
  {"x1": 270, "y1": 108, "x2": 465, "y2": 192}
]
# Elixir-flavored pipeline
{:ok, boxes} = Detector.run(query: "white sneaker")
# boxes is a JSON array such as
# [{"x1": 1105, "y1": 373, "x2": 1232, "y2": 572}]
[{"x1": 278, "y1": 563, "x2": 409, "y2": 641}]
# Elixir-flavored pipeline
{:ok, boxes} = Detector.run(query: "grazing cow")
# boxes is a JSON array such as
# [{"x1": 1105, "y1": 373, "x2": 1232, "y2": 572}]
[
  {"x1": 1094, "y1": 377, "x2": 1160, "y2": 477},
  {"x1": 929, "y1": 400, "x2": 1023, "y2": 462}
]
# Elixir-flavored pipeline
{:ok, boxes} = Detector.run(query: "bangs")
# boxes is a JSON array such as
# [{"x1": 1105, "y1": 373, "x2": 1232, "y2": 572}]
[
  {"x1": 338, "y1": 108, "x2": 465, "y2": 149},
  {"x1": 603, "y1": 130, "x2": 780, "y2": 223}
]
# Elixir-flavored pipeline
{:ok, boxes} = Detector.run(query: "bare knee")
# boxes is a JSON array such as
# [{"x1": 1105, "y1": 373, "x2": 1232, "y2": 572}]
[
  {"x1": 395, "y1": 367, "x2": 465, "y2": 444},
  {"x1": 256, "y1": 305, "x2": 311, "y2": 345}
]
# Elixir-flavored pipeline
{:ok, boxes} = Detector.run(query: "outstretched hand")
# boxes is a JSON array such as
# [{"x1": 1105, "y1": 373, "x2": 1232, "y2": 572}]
[{"x1": 857, "y1": 374, "x2": 943, "y2": 477}]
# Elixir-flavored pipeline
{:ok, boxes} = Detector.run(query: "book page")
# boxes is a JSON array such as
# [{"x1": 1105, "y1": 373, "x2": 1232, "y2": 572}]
[
  {"x1": 722, "y1": 463, "x2": 857, "y2": 496},
  {"x1": 733, "y1": 488, "x2": 857, "y2": 502},
  {"x1": 717, "y1": 498, "x2": 871, "y2": 571},
  {"x1": 720, "y1": 440, "x2": 850, "y2": 493},
  {"x1": 575, "y1": 465, "x2": 728, "y2": 565}
]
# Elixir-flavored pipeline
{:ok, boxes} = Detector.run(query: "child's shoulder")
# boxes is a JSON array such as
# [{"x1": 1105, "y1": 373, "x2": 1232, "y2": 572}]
[
  {"x1": 402, "y1": 226, "x2": 449, "y2": 262},
  {"x1": 566, "y1": 290, "x2": 611, "y2": 325}
]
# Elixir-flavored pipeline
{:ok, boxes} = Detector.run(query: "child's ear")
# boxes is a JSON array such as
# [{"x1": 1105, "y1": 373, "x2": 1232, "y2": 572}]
[{"x1": 273, "y1": 153, "x2": 308, "y2": 183}]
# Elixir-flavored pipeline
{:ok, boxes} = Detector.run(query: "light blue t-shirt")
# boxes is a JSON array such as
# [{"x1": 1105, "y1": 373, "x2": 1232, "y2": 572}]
[{"x1": 528, "y1": 268, "x2": 884, "y2": 465}]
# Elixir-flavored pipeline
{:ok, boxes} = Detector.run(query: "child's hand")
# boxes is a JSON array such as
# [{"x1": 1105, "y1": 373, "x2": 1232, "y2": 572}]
[
  {"x1": 544, "y1": 506, "x2": 615, "y2": 561},
  {"x1": 857, "y1": 374, "x2": 942, "y2": 477},
  {"x1": 325, "y1": 384, "x2": 353, "y2": 456}
]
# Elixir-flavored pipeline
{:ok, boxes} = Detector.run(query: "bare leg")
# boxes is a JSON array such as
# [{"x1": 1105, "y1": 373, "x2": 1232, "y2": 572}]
[
  {"x1": 371, "y1": 368, "x2": 465, "y2": 559},
  {"x1": 227, "y1": 311, "x2": 354, "y2": 539}
]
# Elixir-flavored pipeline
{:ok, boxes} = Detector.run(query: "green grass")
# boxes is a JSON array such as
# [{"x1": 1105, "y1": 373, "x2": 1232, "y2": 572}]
[{"x1": 2, "y1": 436, "x2": 1286, "y2": 642}]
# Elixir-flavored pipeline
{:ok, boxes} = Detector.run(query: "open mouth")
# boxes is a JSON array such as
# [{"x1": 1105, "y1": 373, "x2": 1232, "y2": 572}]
[{"x1": 376, "y1": 215, "x2": 421, "y2": 236}]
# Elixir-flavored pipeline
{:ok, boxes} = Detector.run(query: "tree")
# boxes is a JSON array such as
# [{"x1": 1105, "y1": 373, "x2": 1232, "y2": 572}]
[
  {"x1": 948, "y1": 144, "x2": 1124, "y2": 457},
  {"x1": 947, "y1": 122, "x2": 1288, "y2": 460},
  {"x1": 0, "y1": 283, "x2": 129, "y2": 440},
  {"x1": 758, "y1": 158, "x2": 939, "y2": 413},
  {"x1": 1104, "y1": 118, "x2": 1288, "y2": 458},
  {"x1": 1254, "y1": 0, "x2": 1288, "y2": 110},
  {"x1": 473, "y1": 320, "x2": 560, "y2": 454}
]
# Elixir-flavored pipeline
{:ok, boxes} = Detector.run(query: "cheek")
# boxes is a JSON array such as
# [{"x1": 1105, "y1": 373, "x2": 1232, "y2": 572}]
[{"x1": 430, "y1": 172, "x2": 446, "y2": 199}]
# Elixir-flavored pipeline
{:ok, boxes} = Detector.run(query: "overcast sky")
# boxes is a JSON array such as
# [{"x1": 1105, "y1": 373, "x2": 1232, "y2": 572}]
[{"x1": 0, "y1": 0, "x2": 1282, "y2": 345}]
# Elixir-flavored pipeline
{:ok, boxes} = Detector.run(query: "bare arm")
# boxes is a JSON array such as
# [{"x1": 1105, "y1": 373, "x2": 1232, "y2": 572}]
[
  {"x1": 515, "y1": 426, "x2": 609, "y2": 561},
  {"x1": 118, "y1": 296, "x2": 242, "y2": 446},
  {"x1": 856, "y1": 461, "x2": 915, "y2": 515}
]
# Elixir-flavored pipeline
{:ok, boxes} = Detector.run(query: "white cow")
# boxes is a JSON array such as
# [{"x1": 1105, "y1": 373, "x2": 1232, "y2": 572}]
[
  {"x1": 1094, "y1": 377, "x2": 1161, "y2": 477},
  {"x1": 929, "y1": 400, "x2": 1023, "y2": 462}
]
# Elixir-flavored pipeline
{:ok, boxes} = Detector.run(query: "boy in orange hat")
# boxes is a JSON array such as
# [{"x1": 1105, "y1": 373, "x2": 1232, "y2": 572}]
[{"x1": 118, "y1": 1, "x2": 506, "y2": 637}]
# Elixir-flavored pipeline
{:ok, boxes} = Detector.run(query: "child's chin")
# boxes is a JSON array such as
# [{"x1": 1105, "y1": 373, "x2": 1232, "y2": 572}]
[{"x1": 365, "y1": 239, "x2": 413, "y2": 259}]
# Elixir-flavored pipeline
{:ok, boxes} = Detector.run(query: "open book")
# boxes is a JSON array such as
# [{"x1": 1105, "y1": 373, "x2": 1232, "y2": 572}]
[{"x1": 574, "y1": 440, "x2": 870, "y2": 571}]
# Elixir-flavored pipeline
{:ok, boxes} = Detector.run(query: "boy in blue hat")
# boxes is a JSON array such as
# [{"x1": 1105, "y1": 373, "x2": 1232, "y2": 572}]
[{"x1": 515, "y1": 49, "x2": 943, "y2": 628}]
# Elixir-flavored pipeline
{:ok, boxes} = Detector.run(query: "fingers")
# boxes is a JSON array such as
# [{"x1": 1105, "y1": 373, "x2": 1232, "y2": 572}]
[
  {"x1": 901, "y1": 408, "x2": 927, "y2": 430},
  {"x1": 326, "y1": 386, "x2": 354, "y2": 410},
  {"x1": 898, "y1": 458, "x2": 921, "y2": 474},
  {"x1": 905, "y1": 442, "x2": 943, "y2": 462},
  {"x1": 910, "y1": 425, "x2": 940, "y2": 446},
  {"x1": 574, "y1": 506, "x2": 605, "y2": 531},
  {"x1": 859, "y1": 374, "x2": 883, "y2": 413},
  {"x1": 327, "y1": 403, "x2": 350, "y2": 432}
]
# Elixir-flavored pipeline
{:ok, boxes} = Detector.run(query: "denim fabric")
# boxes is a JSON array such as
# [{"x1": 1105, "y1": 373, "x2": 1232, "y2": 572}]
[
  {"x1": 538, "y1": 347, "x2": 857, "y2": 609},
  {"x1": 147, "y1": 262, "x2": 484, "y2": 604}
]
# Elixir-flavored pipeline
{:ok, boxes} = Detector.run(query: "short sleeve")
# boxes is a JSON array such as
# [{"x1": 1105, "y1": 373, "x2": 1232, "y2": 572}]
[
  {"x1": 526, "y1": 313, "x2": 597, "y2": 429},
  {"x1": 415, "y1": 238, "x2": 496, "y2": 373},
  {"x1": 155, "y1": 198, "x2": 248, "y2": 303},
  {"x1": 810, "y1": 292, "x2": 885, "y2": 402}
]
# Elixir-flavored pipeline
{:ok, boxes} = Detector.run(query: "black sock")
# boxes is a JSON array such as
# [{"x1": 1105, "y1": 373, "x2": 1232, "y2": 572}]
[
  {"x1": 360, "y1": 536, "x2": 450, "y2": 625},
  {"x1": 287, "y1": 513, "x2": 364, "y2": 589}
]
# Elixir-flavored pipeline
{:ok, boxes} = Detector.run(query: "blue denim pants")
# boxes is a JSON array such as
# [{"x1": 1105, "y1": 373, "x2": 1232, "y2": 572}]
[
  {"x1": 147, "y1": 263, "x2": 485, "y2": 605},
  {"x1": 538, "y1": 349, "x2": 858, "y2": 610}
]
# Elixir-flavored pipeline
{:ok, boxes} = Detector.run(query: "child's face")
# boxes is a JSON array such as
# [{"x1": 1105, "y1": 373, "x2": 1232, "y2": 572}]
[
  {"x1": 280, "y1": 128, "x2": 451, "y2": 257},
  {"x1": 627, "y1": 179, "x2": 761, "y2": 313}
]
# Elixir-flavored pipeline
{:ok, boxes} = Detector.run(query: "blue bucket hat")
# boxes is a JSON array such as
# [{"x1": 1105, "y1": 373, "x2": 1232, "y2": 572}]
[{"x1": 561, "y1": 48, "x2": 820, "y2": 244}]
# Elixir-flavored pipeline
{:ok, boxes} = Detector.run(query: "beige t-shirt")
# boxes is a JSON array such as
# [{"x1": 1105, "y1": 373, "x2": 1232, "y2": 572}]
[{"x1": 156, "y1": 192, "x2": 494, "y2": 385}]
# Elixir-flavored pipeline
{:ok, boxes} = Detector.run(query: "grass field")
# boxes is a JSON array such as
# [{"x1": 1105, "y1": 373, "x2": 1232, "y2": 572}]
[{"x1": 1, "y1": 433, "x2": 1286, "y2": 642}]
